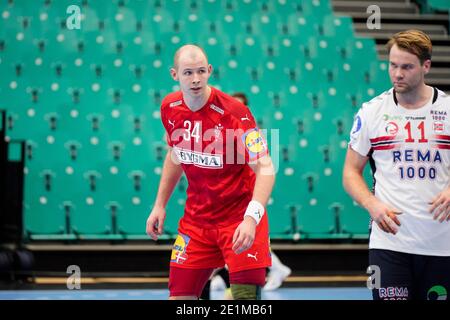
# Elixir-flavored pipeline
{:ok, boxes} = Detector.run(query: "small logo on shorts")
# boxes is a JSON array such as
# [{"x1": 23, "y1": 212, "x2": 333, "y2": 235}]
[
  {"x1": 427, "y1": 285, "x2": 447, "y2": 300},
  {"x1": 247, "y1": 252, "x2": 258, "y2": 261},
  {"x1": 171, "y1": 234, "x2": 190, "y2": 265}
]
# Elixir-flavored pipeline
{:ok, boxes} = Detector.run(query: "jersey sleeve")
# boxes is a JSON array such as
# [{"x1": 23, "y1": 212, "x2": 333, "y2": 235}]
[
  {"x1": 348, "y1": 105, "x2": 371, "y2": 156},
  {"x1": 160, "y1": 105, "x2": 174, "y2": 148},
  {"x1": 236, "y1": 109, "x2": 269, "y2": 163}
]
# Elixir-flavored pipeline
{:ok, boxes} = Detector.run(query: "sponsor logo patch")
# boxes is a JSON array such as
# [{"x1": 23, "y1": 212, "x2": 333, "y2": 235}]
[
  {"x1": 242, "y1": 128, "x2": 267, "y2": 160},
  {"x1": 430, "y1": 110, "x2": 447, "y2": 121},
  {"x1": 385, "y1": 122, "x2": 399, "y2": 136},
  {"x1": 173, "y1": 147, "x2": 223, "y2": 168},
  {"x1": 383, "y1": 114, "x2": 403, "y2": 121},
  {"x1": 434, "y1": 121, "x2": 444, "y2": 133},
  {"x1": 170, "y1": 234, "x2": 190, "y2": 265},
  {"x1": 170, "y1": 100, "x2": 182, "y2": 107},
  {"x1": 210, "y1": 104, "x2": 224, "y2": 115},
  {"x1": 351, "y1": 115, "x2": 362, "y2": 135}
]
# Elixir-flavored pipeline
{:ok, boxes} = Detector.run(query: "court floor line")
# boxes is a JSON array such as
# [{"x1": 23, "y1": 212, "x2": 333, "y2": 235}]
[{"x1": 32, "y1": 275, "x2": 367, "y2": 285}]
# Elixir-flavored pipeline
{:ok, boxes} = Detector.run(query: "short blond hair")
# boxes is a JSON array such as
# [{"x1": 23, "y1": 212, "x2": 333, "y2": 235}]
[{"x1": 386, "y1": 29, "x2": 432, "y2": 64}]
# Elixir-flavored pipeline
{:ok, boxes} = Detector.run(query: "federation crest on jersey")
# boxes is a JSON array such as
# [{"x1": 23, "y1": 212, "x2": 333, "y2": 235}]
[
  {"x1": 351, "y1": 115, "x2": 362, "y2": 136},
  {"x1": 170, "y1": 233, "x2": 190, "y2": 264},
  {"x1": 385, "y1": 122, "x2": 399, "y2": 136},
  {"x1": 214, "y1": 123, "x2": 223, "y2": 138},
  {"x1": 242, "y1": 128, "x2": 267, "y2": 160}
]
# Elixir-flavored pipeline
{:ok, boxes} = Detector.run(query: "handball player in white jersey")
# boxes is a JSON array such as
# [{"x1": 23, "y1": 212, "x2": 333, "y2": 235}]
[{"x1": 343, "y1": 30, "x2": 450, "y2": 300}]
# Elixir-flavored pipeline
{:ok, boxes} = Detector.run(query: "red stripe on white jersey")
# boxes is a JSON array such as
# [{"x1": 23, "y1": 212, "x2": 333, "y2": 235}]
[
  {"x1": 372, "y1": 144, "x2": 400, "y2": 150},
  {"x1": 370, "y1": 136, "x2": 397, "y2": 143},
  {"x1": 433, "y1": 135, "x2": 450, "y2": 141},
  {"x1": 434, "y1": 144, "x2": 450, "y2": 150}
]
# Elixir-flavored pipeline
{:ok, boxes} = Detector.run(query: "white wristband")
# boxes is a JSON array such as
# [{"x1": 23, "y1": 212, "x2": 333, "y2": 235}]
[{"x1": 244, "y1": 200, "x2": 265, "y2": 225}]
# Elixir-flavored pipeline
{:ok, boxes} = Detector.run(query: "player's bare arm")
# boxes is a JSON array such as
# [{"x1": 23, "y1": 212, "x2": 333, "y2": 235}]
[
  {"x1": 232, "y1": 154, "x2": 275, "y2": 254},
  {"x1": 248, "y1": 154, "x2": 276, "y2": 207},
  {"x1": 343, "y1": 147, "x2": 402, "y2": 235},
  {"x1": 146, "y1": 149, "x2": 183, "y2": 240},
  {"x1": 429, "y1": 185, "x2": 450, "y2": 223}
]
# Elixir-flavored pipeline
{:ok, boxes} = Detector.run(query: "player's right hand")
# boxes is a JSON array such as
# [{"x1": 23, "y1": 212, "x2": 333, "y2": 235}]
[
  {"x1": 146, "y1": 206, "x2": 166, "y2": 241},
  {"x1": 365, "y1": 198, "x2": 402, "y2": 235}
]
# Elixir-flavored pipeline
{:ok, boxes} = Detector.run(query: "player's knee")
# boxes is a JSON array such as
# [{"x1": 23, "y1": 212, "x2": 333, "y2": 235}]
[
  {"x1": 229, "y1": 268, "x2": 266, "y2": 300},
  {"x1": 230, "y1": 284, "x2": 261, "y2": 300}
]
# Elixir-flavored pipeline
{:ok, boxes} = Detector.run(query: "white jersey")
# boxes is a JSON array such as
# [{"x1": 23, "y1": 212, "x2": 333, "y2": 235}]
[{"x1": 349, "y1": 87, "x2": 450, "y2": 256}]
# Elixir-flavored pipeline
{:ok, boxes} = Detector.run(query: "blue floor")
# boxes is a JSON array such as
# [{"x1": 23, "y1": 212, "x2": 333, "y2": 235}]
[{"x1": 0, "y1": 287, "x2": 371, "y2": 300}]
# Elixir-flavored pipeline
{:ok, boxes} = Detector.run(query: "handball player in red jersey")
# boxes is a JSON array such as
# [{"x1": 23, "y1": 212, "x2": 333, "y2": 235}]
[{"x1": 146, "y1": 45, "x2": 275, "y2": 300}]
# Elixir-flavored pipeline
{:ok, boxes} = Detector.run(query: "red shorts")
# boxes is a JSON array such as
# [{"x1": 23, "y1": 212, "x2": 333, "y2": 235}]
[{"x1": 169, "y1": 214, "x2": 271, "y2": 273}]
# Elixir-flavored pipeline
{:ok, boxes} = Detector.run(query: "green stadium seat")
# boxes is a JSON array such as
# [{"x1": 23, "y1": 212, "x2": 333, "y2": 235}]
[
  {"x1": 427, "y1": 0, "x2": 450, "y2": 10},
  {"x1": 268, "y1": 163, "x2": 302, "y2": 237},
  {"x1": 23, "y1": 164, "x2": 71, "y2": 236},
  {"x1": 236, "y1": 0, "x2": 261, "y2": 17},
  {"x1": 297, "y1": 173, "x2": 336, "y2": 238},
  {"x1": 339, "y1": 194, "x2": 370, "y2": 237},
  {"x1": 117, "y1": 169, "x2": 158, "y2": 237},
  {"x1": 287, "y1": 13, "x2": 320, "y2": 38},
  {"x1": 251, "y1": 12, "x2": 282, "y2": 42},
  {"x1": 202, "y1": 0, "x2": 233, "y2": 20}
]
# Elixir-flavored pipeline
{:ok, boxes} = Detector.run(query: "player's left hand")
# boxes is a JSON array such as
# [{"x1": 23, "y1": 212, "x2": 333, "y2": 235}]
[
  {"x1": 429, "y1": 187, "x2": 450, "y2": 222},
  {"x1": 232, "y1": 216, "x2": 257, "y2": 254}
]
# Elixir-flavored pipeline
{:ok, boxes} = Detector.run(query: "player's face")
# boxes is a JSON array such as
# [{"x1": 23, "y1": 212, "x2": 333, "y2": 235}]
[
  {"x1": 388, "y1": 44, "x2": 431, "y2": 94},
  {"x1": 171, "y1": 54, "x2": 212, "y2": 100}
]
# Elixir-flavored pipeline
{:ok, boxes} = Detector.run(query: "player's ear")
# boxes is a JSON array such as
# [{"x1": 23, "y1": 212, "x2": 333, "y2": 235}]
[
  {"x1": 422, "y1": 59, "x2": 431, "y2": 74},
  {"x1": 207, "y1": 64, "x2": 213, "y2": 75},
  {"x1": 170, "y1": 67, "x2": 178, "y2": 81}
]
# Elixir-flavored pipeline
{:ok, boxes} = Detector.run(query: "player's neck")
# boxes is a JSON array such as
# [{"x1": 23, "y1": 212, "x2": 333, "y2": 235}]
[
  {"x1": 184, "y1": 86, "x2": 212, "y2": 112},
  {"x1": 396, "y1": 84, "x2": 432, "y2": 110}
]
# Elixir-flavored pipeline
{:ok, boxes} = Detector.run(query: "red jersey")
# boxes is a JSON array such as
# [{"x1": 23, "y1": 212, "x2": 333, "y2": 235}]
[{"x1": 160, "y1": 86, "x2": 268, "y2": 228}]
